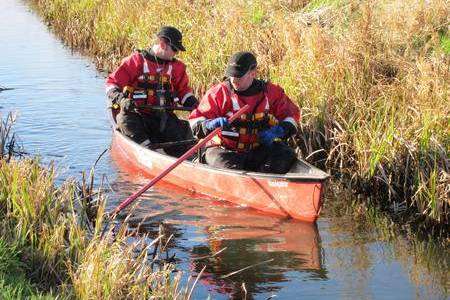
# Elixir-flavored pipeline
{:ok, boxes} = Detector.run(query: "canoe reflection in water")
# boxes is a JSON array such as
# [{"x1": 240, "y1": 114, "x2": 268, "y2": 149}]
[
  {"x1": 110, "y1": 158, "x2": 328, "y2": 299},
  {"x1": 190, "y1": 219, "x2": 327, "y2": 298}
]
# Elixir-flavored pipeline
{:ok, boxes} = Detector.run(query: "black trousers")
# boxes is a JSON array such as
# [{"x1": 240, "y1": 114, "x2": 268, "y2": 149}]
[
  {"x1": 204, "y1": 142, "x2": 296, "y2": 174},
  {"x1": 116, "y1": 110, "x2": 193, "y2": 157}
]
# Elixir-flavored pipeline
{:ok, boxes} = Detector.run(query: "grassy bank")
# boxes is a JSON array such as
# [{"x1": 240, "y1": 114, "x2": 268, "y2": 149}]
[
  {"x1": 0, "y1": 115, "x2": 191, "y2": 298},
  {"x1": 28, "y1": 0, "x2": 448, "y2": 234},
  {"x1": 0, "y1": 157, "x2": 190, "y2": 298},
  {"x1": 0, "y1": 238, "x2": 52, "y2": 299}
]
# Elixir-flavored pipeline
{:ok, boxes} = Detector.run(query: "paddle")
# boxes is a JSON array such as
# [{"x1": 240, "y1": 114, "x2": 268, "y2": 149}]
[
  {"x1": 109, "y1": 104, "x2": 250, "y2": 219},
  {"x1": 139, "y1": 105, "x2": 195, "y2": 112}
]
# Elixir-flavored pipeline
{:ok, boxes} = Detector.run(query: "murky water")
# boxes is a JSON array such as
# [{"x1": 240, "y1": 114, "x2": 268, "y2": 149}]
[{"x1": 0, "y1": 1, "x2": 448, "y2": 299}]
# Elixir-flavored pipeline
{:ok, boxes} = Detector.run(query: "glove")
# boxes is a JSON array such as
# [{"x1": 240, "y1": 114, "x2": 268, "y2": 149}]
[
  {"x1": 258, "y1": 125, "x2": 285, "y2": 146},
  {"x1": 118, "y1": 96, "x2": 134, "y2": 112},
  {"x1": 183, "y1": 95, "x2": 198, "y2": 108},
  {"x1": 203, "y1": 117, "x2": 229, "y2": 131}
]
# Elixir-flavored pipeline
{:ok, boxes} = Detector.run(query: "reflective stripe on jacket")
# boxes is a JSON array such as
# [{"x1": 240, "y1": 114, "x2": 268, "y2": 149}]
[{"x1": 105, "y1": 51, "x2": 194, "y2": 111}]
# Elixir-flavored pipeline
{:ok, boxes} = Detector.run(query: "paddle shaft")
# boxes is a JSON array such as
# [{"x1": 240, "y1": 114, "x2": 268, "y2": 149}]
[
  {"x1": 149, "y1": 139, "x2": 197, "y2": 150},
  {"x1": 138, "y1": 105, "x2": 194, "y2": 112},
  {"x1": 111, "y1": 104, "x2": 250, "y2": 217}
]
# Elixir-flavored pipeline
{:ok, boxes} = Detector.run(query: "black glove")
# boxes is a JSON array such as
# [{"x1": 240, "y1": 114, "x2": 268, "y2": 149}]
[
  {"x1": 108, "y1": 87, "x2": 133, "y2": 112},
  {"x1": 118, "y1": 96, "x2": 134, "y2": 112},
  {"x1": 183, "y1": 95, "x2": 198, "y2": 108}
]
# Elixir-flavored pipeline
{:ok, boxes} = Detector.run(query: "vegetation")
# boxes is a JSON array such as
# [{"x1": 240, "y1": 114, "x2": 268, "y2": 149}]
[
  {"x1": 28, "y1": 0, "x2": 448, "y2": 234},
  {"x1": 0, "y1": 114, "x2": 196, "y2": 298},
  {"x1": 0, "y1": 155, "x2": 199, "y2": 298}
]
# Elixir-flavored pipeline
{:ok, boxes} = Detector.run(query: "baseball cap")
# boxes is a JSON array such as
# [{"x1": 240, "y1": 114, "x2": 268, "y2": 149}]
[{"x1": 225, "y1": 51, "x2": 257, "y2": 78}]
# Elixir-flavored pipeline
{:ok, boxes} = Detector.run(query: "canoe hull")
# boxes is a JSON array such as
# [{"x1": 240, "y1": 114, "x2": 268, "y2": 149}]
[{"x1": 112, "y1": 130, "x2": 327, "y2": 222}]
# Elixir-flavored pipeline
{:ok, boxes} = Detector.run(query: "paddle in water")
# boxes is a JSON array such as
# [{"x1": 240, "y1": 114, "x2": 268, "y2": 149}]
[{"x1": 109, "y1": 104, "x2": 250, "y2": 219}]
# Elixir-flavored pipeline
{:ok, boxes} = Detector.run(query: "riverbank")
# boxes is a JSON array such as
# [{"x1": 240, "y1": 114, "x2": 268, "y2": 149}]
[
  {"x1": 0, "y1": 158, "x2": 192, "y2": 298},
  {"x1": 0, "y1": 117, "x2": 187, "y2": 298},
  {"x1": 28, "y1": 0, "x2": 449, "y2": 236}
]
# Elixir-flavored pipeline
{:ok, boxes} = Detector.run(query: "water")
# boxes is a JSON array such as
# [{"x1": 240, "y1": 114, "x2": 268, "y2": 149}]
[{"x1": 0, "y1": 1, "x2": 447, "y2": 299}]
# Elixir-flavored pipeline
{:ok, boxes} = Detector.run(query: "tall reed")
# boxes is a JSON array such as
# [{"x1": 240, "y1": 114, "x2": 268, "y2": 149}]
[
  {"x1": 28, "y1": 0, "x2": 449, "y2": 231},
  {"x1": 0, "y1": 157, "x2": 191, "y2": 298}
]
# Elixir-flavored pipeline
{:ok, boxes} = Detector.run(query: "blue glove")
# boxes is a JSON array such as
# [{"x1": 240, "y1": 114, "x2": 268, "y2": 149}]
[
  {"x1": 258, "y1": 125, "x2": 285, "y2": 146},
  {"x1": 204, "y1": 117, "x2": 229, "y2": 131}
]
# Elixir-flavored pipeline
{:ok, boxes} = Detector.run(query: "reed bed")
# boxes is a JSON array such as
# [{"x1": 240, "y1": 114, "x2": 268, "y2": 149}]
[
  {"x1": 0, "y1": 135, "x2": 192, "y2": 299},
  {"x1": 1, "y1": 158, "x2": 206, "y2": 298},
  {"x1": 28, "y1": 0, "x2": 449, "y2": 232}
]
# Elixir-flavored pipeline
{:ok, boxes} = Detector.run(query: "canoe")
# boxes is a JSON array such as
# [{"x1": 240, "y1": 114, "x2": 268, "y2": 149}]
[{"x1": 110, "y1": 111, "x2": 330, "y2": 222}]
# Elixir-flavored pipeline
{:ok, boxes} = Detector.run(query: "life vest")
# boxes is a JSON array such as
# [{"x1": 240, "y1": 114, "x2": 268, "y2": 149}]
[
  {"x1": 217, "y1": 82, "x2": 278, "y2": 152},
  {"x1": 127, "y1": 52, "x2": 178, "y2": 109}
]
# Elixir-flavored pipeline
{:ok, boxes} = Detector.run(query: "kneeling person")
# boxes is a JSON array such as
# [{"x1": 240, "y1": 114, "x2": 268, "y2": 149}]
[
  {"x1": 106, "y1": 26, "x2": 198, "y2": 157},
  {"x1": 189, "y1": 52, "x2": 300, "y2": 174}
]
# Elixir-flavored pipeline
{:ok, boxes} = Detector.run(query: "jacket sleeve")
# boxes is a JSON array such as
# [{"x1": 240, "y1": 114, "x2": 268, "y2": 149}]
[
  {"x1": 188, "y1": 86, "x2": 223, "y2": 138},
  {"x1": 173, "y1": 62, "x2": 196, "y2": 106},
  {"x1": 270, "y1": 85, "x2": 301, "y2": 136},
  {"x1": 105, "y1": 53, "x2": 141, "y2": 99}
]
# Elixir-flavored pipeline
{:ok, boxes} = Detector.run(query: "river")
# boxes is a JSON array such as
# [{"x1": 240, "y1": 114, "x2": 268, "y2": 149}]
[{"x1": 0, "y1": 0, "x2": 447, "y2": 299}]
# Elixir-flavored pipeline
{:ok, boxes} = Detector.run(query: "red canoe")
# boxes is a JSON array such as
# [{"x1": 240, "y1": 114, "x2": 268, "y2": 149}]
[{"x1": 110, "y1": 113, "x2": 329, "y2": 222}]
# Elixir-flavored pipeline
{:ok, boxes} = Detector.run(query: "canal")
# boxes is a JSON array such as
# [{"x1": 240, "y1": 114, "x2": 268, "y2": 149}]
[{"x1": 0, "y1": 0, "x2": 447, "y2": 299}]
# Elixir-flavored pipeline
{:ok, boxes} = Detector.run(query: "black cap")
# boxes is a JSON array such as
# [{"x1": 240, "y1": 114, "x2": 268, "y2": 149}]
[
  {"x1": 157, "y1": 26, "x2": 186, "y2": 52},
  {"x1": 225, "y1": 51, "x2": 257, "y2": 78}
]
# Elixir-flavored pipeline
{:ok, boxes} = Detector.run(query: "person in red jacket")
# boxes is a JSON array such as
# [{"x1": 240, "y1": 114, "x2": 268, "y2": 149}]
[
  {"x1": 189, "y1": 52, "x2": 300, "y2": 174},
  {"x1": 106, "y1": 26, "x2": 198, "y2": 157}
]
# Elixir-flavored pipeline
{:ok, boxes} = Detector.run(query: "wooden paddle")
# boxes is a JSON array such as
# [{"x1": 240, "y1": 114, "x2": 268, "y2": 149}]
[{"x1": 109, "y1": 104, "x2": 250, "y2": 219}]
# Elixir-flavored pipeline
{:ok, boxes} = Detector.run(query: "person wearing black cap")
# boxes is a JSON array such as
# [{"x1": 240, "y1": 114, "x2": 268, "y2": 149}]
[
  {"x1": 106, "y1": 26, "x2": 198, "y2": 157},
  {"x1": 189, "y1": 51, "x2": 300, "y2": 174}
]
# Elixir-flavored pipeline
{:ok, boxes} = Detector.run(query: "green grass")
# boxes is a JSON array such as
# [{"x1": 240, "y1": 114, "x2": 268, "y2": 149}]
[
  {"x1": 439, "y1": 31, "x2": 450, "y2": 54},
  {"x1": 0, "y1": 157, "x2": 192, "y2": 298},
  {"x1": 0, "y1": 238, "x2": 52, "y2": 299},
  {"x1": 304, "y1": 0, "x2": 343, "y2": 11}
]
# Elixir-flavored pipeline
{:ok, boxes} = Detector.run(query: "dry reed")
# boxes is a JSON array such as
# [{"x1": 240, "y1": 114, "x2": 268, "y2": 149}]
[{"x1": 28, "y1": 0, "x2": 449, "y2": 232}]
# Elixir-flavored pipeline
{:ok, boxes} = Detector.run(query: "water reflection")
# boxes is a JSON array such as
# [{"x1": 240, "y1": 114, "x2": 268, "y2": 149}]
[
  {"x1": 111, "y1": 154, "x2": 327, "y2": 299},
  {"x1": 189, "y1": 219, "x2": 326, "y2": 298}
]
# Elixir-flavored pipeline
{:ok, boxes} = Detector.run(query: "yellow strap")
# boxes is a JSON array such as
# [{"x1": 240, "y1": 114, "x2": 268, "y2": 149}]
[
  {"x1": 254, "y1": 112, "x2": 264, "y2": 119},
  {"x1": 123, "y1": 86, "x2": 134, "y2": 94},
  {"x1": 269, "y1": 115, "x2": 278, "y2": 126}
]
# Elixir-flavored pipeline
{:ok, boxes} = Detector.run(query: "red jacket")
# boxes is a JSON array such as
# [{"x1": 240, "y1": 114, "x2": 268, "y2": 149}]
[
  {"x1": 106, "y1": 50, "x2": 194, "y2": 107},
  {"x1": 189, "y1": 80, "x2": 300, "y2": 151}
]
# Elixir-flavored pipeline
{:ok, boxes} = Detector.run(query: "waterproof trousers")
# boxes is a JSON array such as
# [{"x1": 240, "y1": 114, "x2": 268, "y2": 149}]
[
  {"x1": 116, "y1": 110, "x2": 193, "y2": 157},
  {"x1": 204, "y1": 142, "x2": 296, "y2": 174}
]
